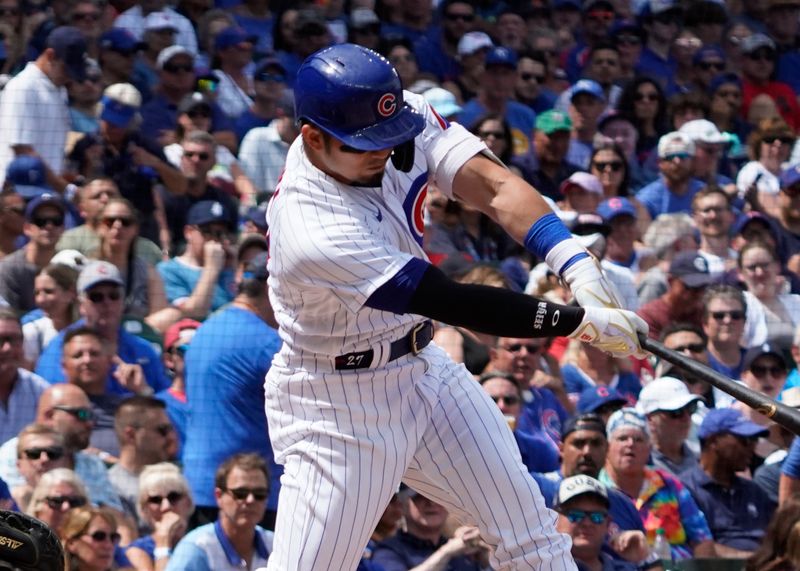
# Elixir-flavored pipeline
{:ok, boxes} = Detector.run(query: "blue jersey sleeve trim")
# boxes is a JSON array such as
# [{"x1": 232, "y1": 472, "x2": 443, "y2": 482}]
[
  {"x1": 523, "y1": 213, "x2": 573, "y2": 261},
  {"x1": 365, "y1": 258, "x2": 430, "y2": 314}
]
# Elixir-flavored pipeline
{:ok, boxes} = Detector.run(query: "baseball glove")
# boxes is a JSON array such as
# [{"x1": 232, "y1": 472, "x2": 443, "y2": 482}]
[{"x1": 0, "y1": 510, "x2": 64, "y2": 571}]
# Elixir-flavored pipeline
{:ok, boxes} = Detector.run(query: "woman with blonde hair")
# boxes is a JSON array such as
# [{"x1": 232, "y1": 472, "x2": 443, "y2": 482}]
[
  {"x1": 125, "y1": 463, "x2": 194, "y2": 570},
  {"x1": 60, "y1": 506, "x2": 125, "y2": 571},
  {"x1": 27, "y1": 468, "x2": 89, "y2": 542}
]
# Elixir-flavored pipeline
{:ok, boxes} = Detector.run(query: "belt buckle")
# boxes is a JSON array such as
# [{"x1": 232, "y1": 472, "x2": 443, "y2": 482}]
[{"x1": 410, "y1": 322, "x2": 426, "y2": 355}]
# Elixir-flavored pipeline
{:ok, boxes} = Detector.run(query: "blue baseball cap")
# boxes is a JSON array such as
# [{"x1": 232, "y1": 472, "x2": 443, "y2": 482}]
[
  {"x1": 485, "y1": 46, "x2": 518, "y2": 69},
  {"x1": 668, "y1": 251, "x2": 712, "y2": 288},
  {"x1": 554, "y1": 0, "x2": 582, "y2": 9},
  {"x1": 46, "y1": 26, "x2": 88, "y2": 82},
  {"x1": 708, "y1": 72, "x2": 742, "y2": 95},
  {"x1": 214, "y1": 26, "x2": 257, "y2": 51},
  {"x1": 187, "y1": 200, "x2": 229, "y2": 226},
  {"x1": 5, "y1": 156, "x2": 52, "y2": 199},
  {"x1": 99, "y1": 28, "x2": 143, "y2": 54},
  {"x1": 570, "y1": 79, "x2": 605, "y2": 102},
  {"x1": 780, "y1": 164, "x2": 800, "y2": 188},
  {"x1": 578, "y1": 386, "x2": 628, "y2": 414},
  {"x1": 24, "y1": 193, "x2": 67, "y2": 220},
  {"x1": 698, "y1": 408, "x2": 769, "y2": 440},
  {"x1": 99, "y1": 95, "x2": 138, "y2": 128},
  {"x1": 732, "y1": 211, "x2": 773, "y2": 236},
  {"x1": 692, "y1": 45, "x2": 725, "y2": 66},
  {"x1": 597, "y1": 197, "x2": 637, "y2": 222}
]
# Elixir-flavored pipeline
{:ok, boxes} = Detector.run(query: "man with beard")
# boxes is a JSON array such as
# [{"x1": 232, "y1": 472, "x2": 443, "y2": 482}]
[
  {"x1": 517, "y1": 110, "x2": 580, "y2": 200},
  {"x1": 0, "y1": 384, "x2": 124, "y2": 512},
  {"x1": 682, "y1": 409, "x2": 775, "y2": 557},
  {"x1": 637, "y1": 251, "x2": 713, "y2": 339},
  {"x1": 691, "y1": 187, "x2": 737, "y2": 279},
  {"x1": 636, "y1": 132, "x2": 706, "y2": 219}
]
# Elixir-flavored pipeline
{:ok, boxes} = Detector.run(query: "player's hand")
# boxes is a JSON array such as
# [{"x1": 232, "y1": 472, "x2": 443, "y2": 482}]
[
  {"x1": 112, "y1": 356, "x2": 150, "y2": 395},
  {"x1": 568, "y1": 306, "x2": 648, "y2": 359},
  {"x1": 203, "y1": 240, "x2": 226, "y2": 272},
  {"x1": 561, "y1": 256, "x2": 622, "y2": 309}
]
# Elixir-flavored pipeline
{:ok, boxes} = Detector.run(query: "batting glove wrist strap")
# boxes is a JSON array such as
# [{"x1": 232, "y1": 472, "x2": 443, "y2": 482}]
[
  {"x1": 569, "y1": 306, "x2": 649, "y2": 359},
  {"x1": 561, "y1": 256, "x2": 624, "y2": 309}
]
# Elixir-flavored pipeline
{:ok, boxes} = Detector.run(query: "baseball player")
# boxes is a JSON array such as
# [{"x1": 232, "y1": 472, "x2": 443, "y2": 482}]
[{"x1": 265, "y1": 44, "x2": 648, "y2": 570}]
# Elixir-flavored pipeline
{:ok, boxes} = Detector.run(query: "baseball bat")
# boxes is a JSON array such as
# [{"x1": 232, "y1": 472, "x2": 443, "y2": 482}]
[{"x1": 638, "y1": 333, "x2": 800, "y2": 435}]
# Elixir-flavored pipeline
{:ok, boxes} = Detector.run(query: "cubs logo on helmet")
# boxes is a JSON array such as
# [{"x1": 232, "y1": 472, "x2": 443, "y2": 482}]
[{"x1": 378, "y1": 93, "x2": 397, "y2": 118}]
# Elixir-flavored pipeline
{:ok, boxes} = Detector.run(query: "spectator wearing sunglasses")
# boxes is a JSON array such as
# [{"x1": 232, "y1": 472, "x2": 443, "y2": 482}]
[
  {"x1": 59, "y1": 505, "x2": 126, "y2": 571},
  {"x1": 740, "y1": 34, "x2": 800, "y2": 132},
  {"x1": 0, "y1": 193, "x2": 67, "y2": 313},
  {"x1": 658, "y1": 323, "x2": 718, "y2": 408},
  {"x1": 126, "y1": 462, "x2": 194, "y2": 570},
  {"x1": 638, "y1": 376, "x2": 704, "y2": 476},
  {"x1": 563, "y1": 0, "x2": 617, "y2": 83},
  {"x1": 35, "y1": 263, "x2": 171, "y2": 397},
  {"x1": 738, "y1": 344, "x2": 790, "y2": 429},
  {"x1": 690, "y1": 45, "x2": 726, "y2": 94},
  {"x1": 97, "y1": 28, "x2": 150, "y2": 102},
  {"x1": 167, "y1": 453, "x2": 273, "y2": 570},
  {"x1": 108, "y1": 396, "x2": 177, "y2": 534},
  {"x1": 11, "y1": 424, "x2": 69, "y2": 509},
  {"x1": 26, "y1": 468, "x2": 89, "y2": 538},
  {"x1": 681, "y1": 408, "x2": 775, "y2": 558},
  {"x1": 0, "y1": 384, "x2": 124, "y2": 512},
  {"x1": 699, "y1": 285, "x2": 747, "y2": 390},
  {"x1": 554, "y1": 475, "x2": 638, "y2": 571},
  {"x1": 233, "y1": 58, "x2": 288, "y2": 139},
  {"x1": 636, "y1": 0, "x2": 683, "y2": 91}
]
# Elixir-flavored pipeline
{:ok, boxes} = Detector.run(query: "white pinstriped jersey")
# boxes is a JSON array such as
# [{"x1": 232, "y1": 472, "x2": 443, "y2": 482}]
[{"x1": 266, "y1": 92, "x2": 486, "y2": 359}]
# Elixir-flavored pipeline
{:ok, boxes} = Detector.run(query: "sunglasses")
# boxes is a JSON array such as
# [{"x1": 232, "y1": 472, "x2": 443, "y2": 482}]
[
  {"x1": 256, "y1": 72, "x2": 286, "y2": 83},
  {"x1": 163, "y1": 63, "x2": 194, "y2": 74},
  {"x1": 490, "y1": 395, "x2": 521, "y2": 406},
  {"x1": 654, "y1": 12, "x2": 682, "y2": 24},
  {"x1": 184, "y1": 150, "x2": 211, "y2": 160},
  {"x1": 660, "y1": 402, "x2": 698, "y2": 418},
  {"x1": 101, "y1": 215, "x2": 135, "y2": 228},
  {"x1": 695, "y1": 205, "x2": 726, "y2": 216},
  {"x1": 663, "y1": 153, "x2": 691, "y2": 161},
  {"x1": 592, "y1": 58, "x2": 618, "y2": 66},
  {"x1": 750, "y1": 364, "x2": 786, "y2": 377},
  {"x1": 564, "y1": 509, "x2": 608, "y2": 524},
  {"x1": 709, "y1": 310, "x2": 744, "y2": 321},
  {"x1": 45, "y1": 495, "x2": 87, "y2": 509},
  {"x1": 615, "y1": 34, "x2": 641, "y2": 46},
  {"x1": 147, "y1": 491, "x2": 185, "y2": 505},
  {"x1": 520, "y1": 72, "x2": 545, "y2": 82},
  {"x1": 635, "y1": 92, "x2": 658, "y2": 102},
  {"x1": 502, "y1": 343, "x2": 544, "y2": 353},
  {"x1": 87, "y1": 289, "x2": 122, "y2": 303},
  {"x1": 85, "y1": 531, "x2": 121, "y2": 544},
  {"x1": 72, "y1": 11, "x2": 100, "y2": 21},
  {"x1": 478, "y1": 130, "x2": 504, "y2": 139},
  {"x1": 593, "y1": 160, "x2": 623, "y2": 172},
  {"x1": 671, "y1": 343, "x2": 706, "y2": 353},
  {"x1": 22, "y1": 446, "x2": 65, "y2": 461},
  {"x1": 747, "y1": 50, "x2": 775, "y2": 61},
  {"x1": 53, "y1": 405, "x2": 95, "y2": 421},
  {"x1": 224, "y1": 487, "x2": 268, "y2": 501},
  {"x1": 186, "y1": 109, "x2": 211, "y2": 119},
  {"x1": 762, "y1": 136, "x2": 794, "y2": 145},
  {"x1": 31, "y1": 215, "x2": 65, "y2": 228},
  {"x1": 445, "y1": 12, "x2": 474, "y2": 21},
  {"x1": 697, "y1": 61, "x2": 725, "y2": 71}
]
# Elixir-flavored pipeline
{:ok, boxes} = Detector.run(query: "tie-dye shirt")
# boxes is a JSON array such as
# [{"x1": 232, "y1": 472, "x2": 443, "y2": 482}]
[{"x1": 599, "y1": 467, "x2": 713, "y2": 560}]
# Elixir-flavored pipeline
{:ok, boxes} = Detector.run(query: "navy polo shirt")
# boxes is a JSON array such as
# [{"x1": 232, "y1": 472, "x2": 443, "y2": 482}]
[
  {"x1": 681, "y1": 465, "x2": 775, "y2": 551},
  {"x1": 371, "y1": 530, "x2": 481, "y2": 571}
]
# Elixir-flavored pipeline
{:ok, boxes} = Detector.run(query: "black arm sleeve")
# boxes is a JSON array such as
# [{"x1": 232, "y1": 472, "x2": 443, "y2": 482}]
[{"x1": 407, "y1": 263, "x2": 585, "y2": 338}]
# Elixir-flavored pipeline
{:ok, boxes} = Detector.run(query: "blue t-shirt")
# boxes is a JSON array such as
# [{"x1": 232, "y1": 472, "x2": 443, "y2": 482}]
[
  {"x1": 35, "y1": 321, "x2": 170, "y2": 394},
  {"x1": 457, "y1": 99, "x2": 536, "y2": 157},
  {"x1": 127, "y1": 534, "x2": 155, "y2": 560},
  {"x1": 706, "y1": 349, "x2": 745, "y2": 383},
  {"x1": 181, "y1": 306, "x2": 282, "y2": 510},
  {"x1": 515, "y1": 430, "x2": 561, "y2": 473},
  {"x1": 635, "y1": 47, "x2": 676, "y2": 93},
  {"x1": 517, "y1": 387, "x2": 568, "y2": 446},
  {"x1": 155, "y1": 388, "x2": 188, "y2": 455},
  {"x1": 156, "y1": 259, "x2": 235, "y2": 314},
  {"x1": 561, "y1": 364, "x2": 641, "y2": 404},
  {"x1": 635, "y1": 177, "x2": 706, "y2": 219},
  {"x1": 777, "y1": 50, "x2": 800, "y2": 95},
  {"x1": 783, "y1": 437, "x2": 800, "y2": 479},
  {"x1": 413, "y1": 35, "x2": 460, "y2": 83}
]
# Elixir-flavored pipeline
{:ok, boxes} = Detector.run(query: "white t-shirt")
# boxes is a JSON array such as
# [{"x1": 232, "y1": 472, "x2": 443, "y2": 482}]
[{"x1": 114, "y1": 7, "x2": 198, "y2": 54}]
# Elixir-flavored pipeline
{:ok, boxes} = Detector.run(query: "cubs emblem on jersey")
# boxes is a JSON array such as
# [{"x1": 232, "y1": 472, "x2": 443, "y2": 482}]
[
  {"x1": 403, "y1": 172, "x2": 428, "y2": 247},
  {"x1": 377, "y1": 93, "x2": 397, "y2": 117}
]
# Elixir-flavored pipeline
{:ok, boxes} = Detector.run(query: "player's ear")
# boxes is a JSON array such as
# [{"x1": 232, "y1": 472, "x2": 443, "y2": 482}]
[{"x1": 301, "y1": 124, "x2": 325, "y2": 152}]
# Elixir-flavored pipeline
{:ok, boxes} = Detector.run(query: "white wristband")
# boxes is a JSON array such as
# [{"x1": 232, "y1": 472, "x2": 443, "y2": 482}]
[
  {"x1": 544, "y1": 238, "x2": 588, "y2": 277},
  {"x1": 154, "y1": 546, "x2": 171, "y2": 559}
]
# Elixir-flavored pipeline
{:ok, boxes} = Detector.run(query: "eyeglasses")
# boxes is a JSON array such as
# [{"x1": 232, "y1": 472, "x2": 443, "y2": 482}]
[
  {"x1": 101, "y1": 215, "x2": 135, "y2": 228},
  {"x1": 660, "y1": 402, "x2": 698, "y2": 418},
  {"x1": 445, "y1": 12, "x2": 474, "y2": 21},
  {"x1": 635, "y1": 92, "x2": 658, "y2": 102},
  {"x1": 52, "y1": 405, "x2": 95, "y2": 422},
  {"x1": 87, "y1": 289, "x2": 122, "y2": 304},
  {"x1": 186, "y1": 109, "x2": 211, "y2": 119},
  {"x1": 762, "y1": 136, "x2": 794, "y2": 145},
  {"x1": 750, "y1": 364, "x2": 786, "y2": 377},
  {"x1": 490, "y1": 395, "x2": 521, "y2": 406},
  {"x1": 224, "y1": 487, "x2": 268, "y2": 501},
  {"x1": 478, "y1": 130, "x2": 504, "y2": 139},
  {"x1": 663, "y1": 153, "x2": 691, "y2": 161},
  {"x1": 84, "y1": 531, "x2": 121, "y2": 544},
  {"x1": 501, "y1": 343, "x2": 544, "y2": 353},
  {"x1": 31, "y1": 215, "x2": 65, "y2": 228},
  {"x1": 747, "y1": 50, "x2": 776, "y2": 61},
  {"x1": 184, "y1": 150, "x2": 211, "y2": 160},
  {"x1": 615, "y1": 34, "x2": 641, "y2": 46},
  {"x1": 592, "y1": 160, "x2": 623, "y2": 172},
  {"x1": 1, "y1": 205, "x2": 24, "y2": 216},
  {"x1": 564, "y1": 509, "x2": 608, "y2": 524},
  {"x1": 72, "y1": 11, "x2": 100, "y2": 21},
  {"x1": 146, "y1": 491, "x2": 185, "y2": 505},
  {"x1": 670, "y1": 343, "x2": 706, "y2": 353},
  {"x1": 256, "y1": 72, "x2": 286, "y2": 83},
  {"x1": 519, "y1": 72, "x2": 545, "y2": 82},
  {"x1": 22, "y1": 446, "x2": 65, "y2": 461},
  {"x1": 0, "y1": 334, "x2": 22, "y2": 346},
  {"x1": 697, "y1": 61, "x2": 725, "y2": 71},
  {"x1": 709, "y1": 310, "x2": 744, "y2": 321},
  {"x1": 163, "y1": 63, "x2": 194, "y2": 74},
  {"x1": 44, "y1": 495, "x2": 86, "y2": 509}
]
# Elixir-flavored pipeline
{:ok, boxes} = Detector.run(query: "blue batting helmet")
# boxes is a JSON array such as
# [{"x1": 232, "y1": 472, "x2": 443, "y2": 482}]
[{"x1": 294, "y1": 43, "x2": 426, "y2": 151}]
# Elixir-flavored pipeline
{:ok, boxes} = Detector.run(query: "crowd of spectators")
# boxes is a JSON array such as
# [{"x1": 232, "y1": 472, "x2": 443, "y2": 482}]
[{"x1": 2, "y1": 0, "x2": 800, "y2": 569}]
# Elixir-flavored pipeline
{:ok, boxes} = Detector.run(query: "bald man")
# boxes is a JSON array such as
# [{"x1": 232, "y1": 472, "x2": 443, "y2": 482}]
[{"x1": 0, "y1": 384, "x2": 124, "y2": 512}]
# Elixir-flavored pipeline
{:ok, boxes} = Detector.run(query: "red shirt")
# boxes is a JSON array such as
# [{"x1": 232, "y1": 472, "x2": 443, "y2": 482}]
[{"x1": 742, "y1": 80, "x2": 800, "y2": 132}]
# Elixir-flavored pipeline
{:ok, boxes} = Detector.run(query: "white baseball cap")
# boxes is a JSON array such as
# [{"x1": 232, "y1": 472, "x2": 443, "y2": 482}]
[
  {"x1": 657, "y1": 131, "x2": 696, "y2": 158},
  {"x1": 156, "y1": 45, "x2": 194, "y2": 69},
  {"x1": 555, "y1": 475, "x2": 609, "y2": 508},
  {"x1": 560, "y1": 171, "x2": 603, "y2": 195},
  {"x1": 637, "y1": 376, "x2": 702, "y2": 415},
  {"x1": 457, "y1": 31, "x2": 493, "y2": 56},
  {"x1": 144, "y1": 11, "x2": 178, "y2": 32},
  {"x1": 678, "y1": 119, "x2": 728, "y2": 145}
]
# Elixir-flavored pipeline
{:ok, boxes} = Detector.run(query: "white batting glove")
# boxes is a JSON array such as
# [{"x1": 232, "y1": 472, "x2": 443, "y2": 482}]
[
  {"x1": 569, "y1": 306, "x2": 649, "y2": 359},
  {"x1": 561, "y1": 256, "x2": 623, "y2": 309}
]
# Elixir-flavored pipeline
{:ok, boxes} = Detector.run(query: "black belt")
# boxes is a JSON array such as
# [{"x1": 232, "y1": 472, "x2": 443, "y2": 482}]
[{"x1": 334, "y1": 321, "x2": 434, "y2": 370}]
